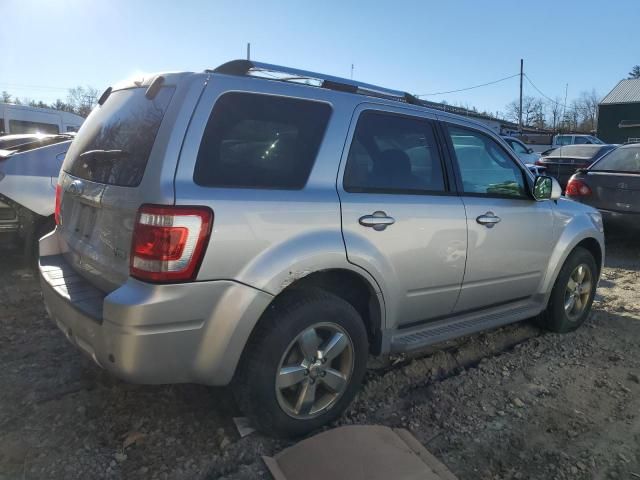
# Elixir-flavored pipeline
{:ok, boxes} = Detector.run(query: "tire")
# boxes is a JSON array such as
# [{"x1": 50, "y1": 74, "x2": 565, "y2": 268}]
[
  {"x1": 232, "y1": 288, "x2": 369, "y2": 438},
  {"x1": 540, "y1": 247, "x2": 598, "y2": 333}
]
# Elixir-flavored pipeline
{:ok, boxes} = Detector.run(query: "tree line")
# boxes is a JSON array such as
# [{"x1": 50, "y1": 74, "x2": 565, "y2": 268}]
[
  {"x1": 1, "y1": 86, "x2": 99, "y2": 118},
  {"x1": 503, "y1": 90, "x2": 600, "y2": 133},
  {"x1": 501, "y1": 66, "x2": 640, "y2": 133}
]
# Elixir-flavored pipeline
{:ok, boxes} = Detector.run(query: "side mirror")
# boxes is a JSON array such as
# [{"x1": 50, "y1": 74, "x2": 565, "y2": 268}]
[{"x1": 533, "y1": 176, "x2": 562, "y2": 201}]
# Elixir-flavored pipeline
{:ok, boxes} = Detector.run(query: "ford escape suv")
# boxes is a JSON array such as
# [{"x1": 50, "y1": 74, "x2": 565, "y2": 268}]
[{"x1": 40, "y1": 60, "x2": 604, "y2": 437}]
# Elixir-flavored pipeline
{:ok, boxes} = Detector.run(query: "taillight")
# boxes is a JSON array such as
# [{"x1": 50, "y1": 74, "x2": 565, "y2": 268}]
[
  {"x1": 535, "y1": 159, "x2": 545, "y2": 166},
  {"x1": 130, "y1": 205, "x2": 213, "y2": 283},
  {"x1": 566, "y1": 178, "x2": 592, "y2": 197},
  {"x1": 54, "y1": 184, "x2": 62, "y2": 225}
]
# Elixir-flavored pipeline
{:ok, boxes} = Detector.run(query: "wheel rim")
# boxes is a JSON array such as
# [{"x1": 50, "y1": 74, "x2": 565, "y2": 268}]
[
  {"x1": 564, "y1": 263, "x2": 593, "y2": 321},
  {"x1": 275, "y1": 322, "x2": 354, "y2": 419}
]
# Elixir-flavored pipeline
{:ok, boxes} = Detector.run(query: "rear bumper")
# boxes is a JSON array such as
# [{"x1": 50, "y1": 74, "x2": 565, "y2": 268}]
[{"x1": 39, "y1": 230, "x2": 273, "y2": 386}]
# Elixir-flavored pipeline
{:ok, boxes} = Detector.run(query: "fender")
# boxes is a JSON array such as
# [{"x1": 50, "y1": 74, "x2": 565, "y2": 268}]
[{"x1": 538, "y1": 203, "x2": 605, "y2": 304}]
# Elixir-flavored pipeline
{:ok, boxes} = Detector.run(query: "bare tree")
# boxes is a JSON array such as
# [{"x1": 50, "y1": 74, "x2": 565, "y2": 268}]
[
  {"x1": 546, "y1": 98, "x2": 563, "y2": 131},
  {"x1": 67, "y1": 86, "x2": 99, "y2": 117},
  {"x1": 1, "y1": 91, "x2": 11, "y2": 103},
  {"x1": 629, "y1": 65, "x2": 640, "y2": 79},
  {"x1": 576, "y1": 90, "x2": 599, "y2": 131},
  {"x1": 561, "y1": 100, "x2": 581, "y2": 132},
  {"x1": 505, "y1": 96, "x2": 545, "y2": 127}
]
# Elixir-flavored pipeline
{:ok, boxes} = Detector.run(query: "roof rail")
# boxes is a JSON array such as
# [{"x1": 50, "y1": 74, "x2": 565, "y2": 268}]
[{"x1": 210, "y1": 59, "x2": 421, "y2": 104}]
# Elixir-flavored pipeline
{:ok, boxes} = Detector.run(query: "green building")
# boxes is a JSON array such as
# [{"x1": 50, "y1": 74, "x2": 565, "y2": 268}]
[{"x1": 598, "y1": 79, "x2": 640, "y2": 143}]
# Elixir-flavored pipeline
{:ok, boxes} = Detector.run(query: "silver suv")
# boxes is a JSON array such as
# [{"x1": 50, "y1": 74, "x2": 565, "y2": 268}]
[{"x1": 40, "y1": 60, "x2": 604, "y2": 437}]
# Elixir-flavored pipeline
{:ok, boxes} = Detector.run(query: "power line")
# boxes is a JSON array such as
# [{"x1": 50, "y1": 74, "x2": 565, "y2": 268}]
[
  {"x1": 416, "y1": 73, "x2": 520, "y2": 97},
  {"x1": 523, "y1": 74, "x2": 566, "y2": 108}
]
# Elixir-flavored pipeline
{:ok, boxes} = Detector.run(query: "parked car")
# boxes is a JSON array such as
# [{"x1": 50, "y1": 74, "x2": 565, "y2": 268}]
[
  {"x1": 39, "y1": 60, "x2": 604, "y2": 437},
  {"x1": 566, "y1": 143, "x2": 640, "y2": 229},
  {"x1": 0, "y1": 134, "x2": 73, "y2": 251},
  {"x1": 535, "y1": 144, "x2": 616, "y2": 188},
  {"x1": 553, "y1": 134, "x2": 606, "y2": 146},
  {"x1": 501, "y1": 136, "x2": 545, "y2": 175}
]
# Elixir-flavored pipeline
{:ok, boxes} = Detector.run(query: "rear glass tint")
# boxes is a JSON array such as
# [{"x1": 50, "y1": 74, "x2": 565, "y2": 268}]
[
  {"x1": 592, "y1": 146, "x2": 640, "y2": 172},
  {"x1": 63, "y1": 86, "x2": 174, "y2": 186},
  {"x1": 194, "y1": 93, "x2": 331, "y2": 189}
]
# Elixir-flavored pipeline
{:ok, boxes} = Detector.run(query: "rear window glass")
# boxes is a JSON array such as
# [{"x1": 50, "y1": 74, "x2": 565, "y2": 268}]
[
  {"x1": 194, "y1": 93, "x2": 331, "y2": 189},
  {"x1": 592, "y1": 146, "x2": 640, "y2": 172},
  {"x1": 63, "y1": 86, "x2": 174, "y2": 187}
]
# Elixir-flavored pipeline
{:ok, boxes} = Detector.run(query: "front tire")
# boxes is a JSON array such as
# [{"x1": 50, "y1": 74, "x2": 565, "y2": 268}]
[
  {"x1": 541, "y1": 247, "x2": 598, "y2": 333},
  {"x1": 232, "y1": 289, "x2": 368, "y2": 438}
]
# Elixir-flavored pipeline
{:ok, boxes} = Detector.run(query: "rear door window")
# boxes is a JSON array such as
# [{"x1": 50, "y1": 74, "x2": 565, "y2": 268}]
[
  {"x1": 343, "y1": 111, "x2": 446, "y2": 194},
  {"x1": 63, "y1": 86, "x2": 175, "y2": 186},
  {"x1": 194, "y1": 93, "x2": 331, "y2": 189}
]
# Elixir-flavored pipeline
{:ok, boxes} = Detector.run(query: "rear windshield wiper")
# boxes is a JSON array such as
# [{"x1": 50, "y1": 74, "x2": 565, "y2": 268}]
[{"x1": 79, "y1": 149, "x2": 129, "y2": 161}]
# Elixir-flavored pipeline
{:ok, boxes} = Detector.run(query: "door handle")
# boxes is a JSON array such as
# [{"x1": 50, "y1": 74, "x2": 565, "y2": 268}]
[
  {"x1": 476, "y1": 212, "x2": 501, "y2": 228},
  {"x1": 359, "y1": 211, "x2": 395, "y2": 231}
]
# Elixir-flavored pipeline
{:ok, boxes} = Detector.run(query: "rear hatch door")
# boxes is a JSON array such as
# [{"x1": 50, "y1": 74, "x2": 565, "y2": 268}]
[{"x1": 56, "y1": 76, "x2": 201, "y2": 292}]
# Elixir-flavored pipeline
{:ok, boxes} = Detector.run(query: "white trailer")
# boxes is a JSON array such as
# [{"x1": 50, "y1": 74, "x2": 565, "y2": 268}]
[{"x1": 0, "y1": 103, "x2": 84, "y2": 135}]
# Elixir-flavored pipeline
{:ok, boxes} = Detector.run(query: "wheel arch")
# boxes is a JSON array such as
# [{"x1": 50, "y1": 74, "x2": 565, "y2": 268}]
[
  {"x1": 249, "y1": 268, "x2": 385, "y2": 355},
  {"x1": 540, "y1": 227, "x2": 604, "y2": 305}
]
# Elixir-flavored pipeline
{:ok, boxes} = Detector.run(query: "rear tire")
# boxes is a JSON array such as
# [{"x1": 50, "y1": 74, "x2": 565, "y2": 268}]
[
  {"x1": 232, "y1": 288, "x2": 368, "y2": 438},
  {"x1": 539, "y1": 247, "x2": 597, "y2": 333}
]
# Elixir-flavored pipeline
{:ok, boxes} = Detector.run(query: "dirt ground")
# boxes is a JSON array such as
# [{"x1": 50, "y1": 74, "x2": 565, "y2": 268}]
[{"x1": 1, "y1": 233, "x2": 639, "y2": 480}]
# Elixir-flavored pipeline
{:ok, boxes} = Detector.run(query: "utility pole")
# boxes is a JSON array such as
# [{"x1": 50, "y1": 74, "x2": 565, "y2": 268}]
[
  {"x1": 518, "y1": 58, "x2": 523, "y2": 134},
  {"x1": 561, "y1": 83, "x2": 568, "y2": 133},
  {"x1": 350, "y1": 64, "x2": 354, "y2": 80},
  {"x1": 246, "y1": 43, "x2": 251, "y2": 61}
]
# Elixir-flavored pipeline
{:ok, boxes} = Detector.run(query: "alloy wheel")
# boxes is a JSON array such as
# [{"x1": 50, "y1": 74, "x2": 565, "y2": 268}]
[
  {"x1": 275, "y1": 322, "x2": 354, "y2": 419},
  {"x1": 564, "y1": 263, "x2": 593, "y2": 321}
]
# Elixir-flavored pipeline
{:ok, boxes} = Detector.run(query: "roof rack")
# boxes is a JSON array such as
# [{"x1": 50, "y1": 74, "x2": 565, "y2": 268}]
[{"x1": 210, "y1": 59, "x2": 424, "y2": 105}]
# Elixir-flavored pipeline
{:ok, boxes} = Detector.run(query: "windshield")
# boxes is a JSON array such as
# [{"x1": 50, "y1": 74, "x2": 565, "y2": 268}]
[
  {"x1": 63, "y1": 86, "x2": 174, "y2": 186},
  {"x1": 591, "y1": 146, "x2": 640, "y2": 172}
]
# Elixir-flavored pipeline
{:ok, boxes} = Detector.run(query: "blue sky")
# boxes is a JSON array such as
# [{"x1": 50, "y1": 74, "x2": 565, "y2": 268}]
[{"x1": 1, "y1": 0, "x2": 638, "y2": 115}]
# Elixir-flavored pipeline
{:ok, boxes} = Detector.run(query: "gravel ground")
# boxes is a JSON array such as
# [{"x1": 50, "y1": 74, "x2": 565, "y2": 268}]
[{"x1": 1, "y1": 232, "x2": 639, "y2": 480}]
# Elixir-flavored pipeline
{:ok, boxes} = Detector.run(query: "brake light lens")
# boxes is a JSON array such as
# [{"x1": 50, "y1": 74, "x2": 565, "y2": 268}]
[
  {"x1": 566, "y1": 178, "x2": 592, "y2": 197},
  {"x1": 54, "y1": 184, "x2": 62, "y2": 225},
  {"x1": 535, "y1": 159, "x2": 545, "y2": 166},
  {"x1": 130, "y1": 205, "x2": 213, "y2": 283}
]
